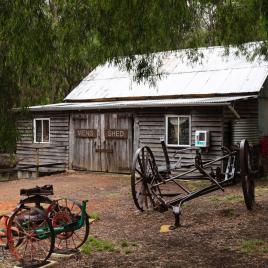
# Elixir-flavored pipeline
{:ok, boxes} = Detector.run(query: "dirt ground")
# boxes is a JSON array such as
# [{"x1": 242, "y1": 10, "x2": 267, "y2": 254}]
[{"x1": 1, "y1": 171, "x2": 268, "y2": 267}]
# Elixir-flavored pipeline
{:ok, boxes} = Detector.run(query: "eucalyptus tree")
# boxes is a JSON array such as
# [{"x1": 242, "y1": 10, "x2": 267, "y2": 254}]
[{"x1": 1, "y1": 0, "x2": 268, "y2": 153}]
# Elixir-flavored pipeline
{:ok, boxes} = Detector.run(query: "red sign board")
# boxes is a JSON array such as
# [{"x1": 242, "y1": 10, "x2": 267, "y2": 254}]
[{"x1": 104, "y1": 129, "x2": 128, "y2": 139}]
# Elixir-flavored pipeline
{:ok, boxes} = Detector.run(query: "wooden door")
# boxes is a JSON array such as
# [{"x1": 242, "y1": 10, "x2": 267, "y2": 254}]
[
  {"x1": 71, "y1": 113, "x2": 102, "y2": 171},
  {"x1": 70, "y1": 112, "x2": 133, "y2": 173},
  {"x1": 103, "y1": 113, "x2": 133, "y2": 173}
]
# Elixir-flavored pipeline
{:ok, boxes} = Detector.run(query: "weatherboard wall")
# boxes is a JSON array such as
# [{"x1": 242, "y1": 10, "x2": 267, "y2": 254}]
[
  {"x1": 16, "y1": 113, "x2": 69, "y2": 173},
  {"x1": 134, "y1": 107, "x2": 224, "y2": 170},
  {"x1": 16, "y1": 99, "x2": 261, "y2": 176}
]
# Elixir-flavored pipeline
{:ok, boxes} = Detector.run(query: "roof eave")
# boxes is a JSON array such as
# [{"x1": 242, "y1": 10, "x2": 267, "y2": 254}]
[
  {"x1": 64, "y1": 92, "x2": 260, "y2": 103},
  {"x1": 28, "y1": 102, "x2": 233, "y2": 112}
]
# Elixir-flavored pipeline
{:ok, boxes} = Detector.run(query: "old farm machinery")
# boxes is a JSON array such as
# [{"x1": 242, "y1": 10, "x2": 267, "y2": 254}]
[
  {"x1": 131, "y1": 139, "x2": 255, "y2": 229},
  {"x1": 0, "y1": 185, "x2": 90, "y2": 267}
]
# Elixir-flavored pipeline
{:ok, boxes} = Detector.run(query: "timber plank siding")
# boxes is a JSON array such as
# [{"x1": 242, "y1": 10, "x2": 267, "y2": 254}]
[
  {"x1": 15, "y1": 99, "x2": 260, "y2": 176},
  {"x1": 135, "y1": 107, "x2": 224, "y2": 169},
  {"x1": 16, "y1": 113, "x2": 69, "y2": 173}
]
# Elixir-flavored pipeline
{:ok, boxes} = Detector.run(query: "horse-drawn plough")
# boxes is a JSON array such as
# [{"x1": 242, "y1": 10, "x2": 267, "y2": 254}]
[
  {"x1": 0, "y1": 185, "x2": 90, "y2": 267},
  {"x1": 131, "y1": 139, "x2": 255, "y2": 229}
]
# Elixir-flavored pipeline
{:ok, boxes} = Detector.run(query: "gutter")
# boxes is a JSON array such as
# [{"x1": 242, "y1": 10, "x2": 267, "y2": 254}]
[{"x1": 27, "y1": 102, "x2": 233, "y2": 112}]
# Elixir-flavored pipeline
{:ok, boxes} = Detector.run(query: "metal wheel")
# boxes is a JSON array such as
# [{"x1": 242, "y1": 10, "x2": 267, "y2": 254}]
[
  {"x1": 7, "y1": 205, "x2": 54, "y2": 268},
  {"x1": 240, "y1": 139, "x2": 255, "y2": 210},
  {"x1": 131, "y1": 146, "x2": 162, "y2": 211},
  {"x1": 47, "y1": 198, "x2": 89, "y2": 253}
]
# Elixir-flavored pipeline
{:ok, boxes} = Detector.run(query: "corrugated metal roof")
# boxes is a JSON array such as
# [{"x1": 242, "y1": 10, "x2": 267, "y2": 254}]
[
  {"x1": 29, "y1": 95, "x2": 257, "y2": 112},
  {"x1": 65, "y1": 45, "x2": 268, "y2": 101}
]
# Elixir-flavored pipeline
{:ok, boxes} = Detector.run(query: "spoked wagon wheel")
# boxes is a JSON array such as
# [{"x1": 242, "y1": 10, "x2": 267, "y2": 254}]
[
  {"x1": 7, "y1": 205, "x2": 54, "y2": 268},
  {"x1": 47, "y1": 198, "x2": 89, "y2": 253},
  {"x1": 240, "y1": 139, "x2": 255, "y2": 210},
  {"x1": 131, "y1": 146, "x2": 162, "y2": 211}
]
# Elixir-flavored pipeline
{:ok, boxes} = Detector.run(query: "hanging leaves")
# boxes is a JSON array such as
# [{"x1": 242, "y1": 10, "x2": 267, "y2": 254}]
[{"x1": 1, "y1": 0, "x2": 268, "y2": 152}]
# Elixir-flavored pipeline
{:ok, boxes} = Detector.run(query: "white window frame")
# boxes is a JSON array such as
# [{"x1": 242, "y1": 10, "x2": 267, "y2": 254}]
[
  {"x1": 33, "y1": 118, "x2": 50, "y2": 143},
  {"x1": 165, "y1": 115, "x2": 191, "y2": 147}
]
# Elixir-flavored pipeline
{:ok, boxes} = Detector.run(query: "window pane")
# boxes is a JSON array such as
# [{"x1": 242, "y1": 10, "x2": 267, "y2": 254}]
[
  {"x1": 35, "y1": 120, "x2": 42, "y2": 142},
  {"x1": 43, "y1": 120, "x2": 49, "y2": 142},
  {"x1": 167, "y1": 117, "x2": 178, "y2": 145},
  {"x1": 179, "y1": 117, "x2": 190, "y2": 145}
]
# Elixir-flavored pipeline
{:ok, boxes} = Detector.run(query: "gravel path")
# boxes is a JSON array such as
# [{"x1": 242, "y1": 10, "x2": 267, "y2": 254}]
[{"x1": 0, "y1": 172, "x2": 268, "y2": 267}]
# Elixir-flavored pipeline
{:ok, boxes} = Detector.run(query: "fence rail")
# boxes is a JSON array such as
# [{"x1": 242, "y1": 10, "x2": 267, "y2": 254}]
[
  {"x1": 0, "y1": 145, "x2": 68, "y2": 179},
  {"x1": 0, "y1": 162, "x2": 66, "y2": 174}
]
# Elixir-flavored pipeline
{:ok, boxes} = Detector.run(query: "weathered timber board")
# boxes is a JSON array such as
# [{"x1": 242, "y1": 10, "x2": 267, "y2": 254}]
[{"x1": 16, "y1": 112, "x2": 70, "y2": 172}]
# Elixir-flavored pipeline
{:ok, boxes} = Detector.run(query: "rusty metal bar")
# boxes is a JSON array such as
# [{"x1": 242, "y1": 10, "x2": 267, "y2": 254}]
[{"x1": 154, "y1": 152, "x2": 236, "y2": 187}]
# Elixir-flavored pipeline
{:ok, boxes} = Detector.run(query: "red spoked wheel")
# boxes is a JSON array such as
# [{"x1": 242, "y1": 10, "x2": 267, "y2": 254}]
[
  {"x1": 7, "y1": 205, "x2": 54, "y2": 268},
  {"x1": 47, "y1": 198, "x2": 89, "y2": 253},
  {"x1": 240, "y1": 139, "x2": 255, "y2": 210}
]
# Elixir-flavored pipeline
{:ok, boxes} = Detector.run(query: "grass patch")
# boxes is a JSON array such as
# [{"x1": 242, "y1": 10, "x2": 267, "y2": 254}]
[
  {"x1": 105, "y1": 192, "x2": 121, "y2": 198},
  {"x1": 221, "y1": 208, "x2": 235, "y2": 217},
  {"x1": 223, "y1": 194, "x2": 243, "y2": 203},
  {"x1": 209, "y1": 195, "x2": 221, "y2": 202},
  {"x1": 81, "y1": 237, "x2": 116, "y2": 254},
  {"x1": 222, "y1": 194, "x2": 244, "y2": 204},
  {"x1": 241, "y1": 239, "x2": 264, "y2": 254},
  {"x1": 209, "y1": 194, "x2": 243, "y2": 204},
  {"x1": 81, "y1": 237, "x2": 138, "y2": 255},
  {"x1": 89, "y1": 212, "x2": 101, "y2": 221},
  {"x1": 124, "y1": 249, "x2": 133, "y2": 255},
  {"x1": 255, "y1": 186, "x2": 268, "y2": 196},
  {"x1": 263, "y1": 246, "x2": 268, "y2": 254},
  {"x1": 120, "y1": 240, "x2": 129, "y2": 248},
  {"x1": 0, "y1": 176, "x2": 9, "y2": 181},
  {"x1": 120, "y1": 239, "x2": 137, "y2": 255},
  {"x1": 131, "y1": 242, "x2": 138, "y2": 247},
  {"x1": 241, "y1": 239, "x2": 268, "y2": 254},
  {"x1": 222, "y1": 245, "x2": 231, "y2": 252},
  {"x1": 182, "y1": 180, "x2": 209, "y2": 191}
]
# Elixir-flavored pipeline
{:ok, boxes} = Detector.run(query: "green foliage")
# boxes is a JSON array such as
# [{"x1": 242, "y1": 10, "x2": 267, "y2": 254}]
[
  {"x1": 0, "y1": 66, "x2": 19, "y2": 153},
  {"x1": 1, "y1": 1, "x2": 268, "y2": 152}
]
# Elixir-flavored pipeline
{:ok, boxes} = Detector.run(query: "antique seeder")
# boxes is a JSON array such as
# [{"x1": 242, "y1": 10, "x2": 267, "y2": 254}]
[
  {"x1": 0, "y1": 185, "x2": 90, "y2": 267},
  {"x1": 131, "y1": 139, "x2": 255, "y2": 229}
]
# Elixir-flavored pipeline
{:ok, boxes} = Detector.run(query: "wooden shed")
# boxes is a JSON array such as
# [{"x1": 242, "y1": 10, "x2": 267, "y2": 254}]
[{"x1": 16, "y1": 45, "x2": 268, "y2": 178}]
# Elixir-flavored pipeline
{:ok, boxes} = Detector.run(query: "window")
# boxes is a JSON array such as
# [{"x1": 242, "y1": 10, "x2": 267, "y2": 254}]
[
  {"x1": 33, "y1": 118, "x2": 50, "y2": 143},
  {"x1": 165, "y1": 115, "x2": 191, "y2": 147}
]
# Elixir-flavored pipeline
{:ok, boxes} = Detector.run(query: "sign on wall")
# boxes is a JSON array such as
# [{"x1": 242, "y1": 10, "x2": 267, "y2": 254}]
[
  {"x1": 73, "y1": 114, "x2": 87, "y2": 120},
  {"x1": 104, "y1": 129, "x2": 128, "y2": 139},
  {"x1": 75, "y1": 129, "x2": 97, "y2": 138}
]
